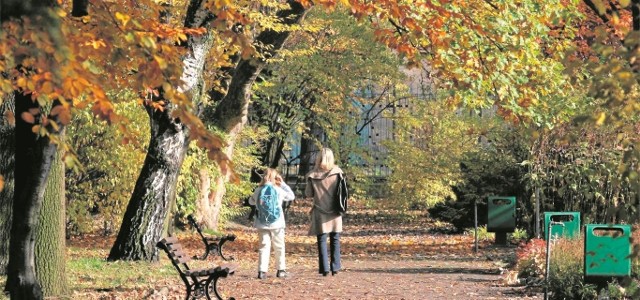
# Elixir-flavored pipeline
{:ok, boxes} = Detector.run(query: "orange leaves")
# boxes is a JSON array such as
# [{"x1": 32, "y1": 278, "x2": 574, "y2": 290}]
[
  {"x1": 50, "y1": 104, "x2": 72, "y2": 125},
  {"x1": 63, "y1": 76, "x2": 91, "y2": 99},
  {"x1": 84, "y1": 39, "x2": 107, "y2": 49},
  {"x1": 115, "y1": 12, "x2": 131, "y2": 28},
  {"x1": 0, "y1": 175, "x2": 3, "y2": 192},
  {"x1": 4, "y1": 110, "x2": 15, "y2": 127},
  {"x1": 144, "y1": 97, "x2": 166, "y2": 112},
  {"x1": 91, "y1": 99, "x2": 116, "y2": 124},
  {"x1": 21, "y1": 111, "x2": 36, "y2": 124}
]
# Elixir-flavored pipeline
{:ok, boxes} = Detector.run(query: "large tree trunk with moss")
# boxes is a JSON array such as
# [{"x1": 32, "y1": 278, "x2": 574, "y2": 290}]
[
  {"x1": 35, "y1": 146, "x2": 68, "y2": 296},
  {"x1": 0, "y1": 94, "x2": 15, "y2": 275},
  {"x1": 108, "y1": 104, "x2": 190, "y2": 261},
  {"x1": 7, "y1": 92, "x2": 59, "y2": 299}
]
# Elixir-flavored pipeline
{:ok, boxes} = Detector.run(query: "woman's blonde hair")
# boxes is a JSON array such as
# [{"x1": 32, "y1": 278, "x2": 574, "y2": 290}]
[
  {"x1": 260, "y1": 168, "x2": 279, "y2": 186},
  {"x1": 314, "y1": 148, "x2": 335, "y2": 171}
]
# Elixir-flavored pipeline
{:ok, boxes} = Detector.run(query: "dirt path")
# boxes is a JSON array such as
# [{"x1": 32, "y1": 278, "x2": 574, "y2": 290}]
[
  {"x1": 61, "y1": 204, "x2": 538, "y2": 299},
  {"x1": 216, "y1": 205, "x2": 538, "y2": 300},
  {"x1": 227, "y1": 253, "x2": 527, "y2": 300}
]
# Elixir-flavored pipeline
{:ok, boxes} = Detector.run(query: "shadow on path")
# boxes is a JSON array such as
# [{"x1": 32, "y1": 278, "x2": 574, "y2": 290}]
[{"x1": 350, "y1": 266, "x2": 502, "y2": 275}]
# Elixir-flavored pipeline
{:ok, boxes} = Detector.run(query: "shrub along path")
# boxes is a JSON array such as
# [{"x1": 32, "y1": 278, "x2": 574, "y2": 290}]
[{"x1": 55, "y1": 202, "x2": 539, "y2": 299}]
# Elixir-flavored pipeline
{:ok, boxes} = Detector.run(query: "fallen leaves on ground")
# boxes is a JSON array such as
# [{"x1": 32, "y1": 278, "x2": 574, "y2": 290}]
[{"x1": 64, "y1": 201, "x2": 525, "y2": 299}]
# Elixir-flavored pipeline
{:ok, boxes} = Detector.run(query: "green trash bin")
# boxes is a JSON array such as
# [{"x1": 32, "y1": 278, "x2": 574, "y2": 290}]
[
  {"x1": 487, "y1": 196, "x2": 516, "y2": 233},
  {"x1": 584, "y1": 224, "x2": 632, "y2": 278},
  {"x1": 543, "y1": 212, "x2": 580, "y2": 240}
]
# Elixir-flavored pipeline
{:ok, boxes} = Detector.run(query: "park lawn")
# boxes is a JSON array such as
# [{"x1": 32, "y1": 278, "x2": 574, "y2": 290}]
[
  {"x1": 67, "y1": 246, "x2": 175, "y2": 293},
  {"x1": 0, "y1": 232, "x2": 244, "y2": 299}
]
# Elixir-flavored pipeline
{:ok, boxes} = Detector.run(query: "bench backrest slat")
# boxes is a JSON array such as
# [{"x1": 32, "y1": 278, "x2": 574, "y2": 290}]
[
  {"x1": 157, "y1": 237, "x2": 193, "y2": 273},
  {"x1": 168, "y1": 251, "x2": 191, "y2": 264}
]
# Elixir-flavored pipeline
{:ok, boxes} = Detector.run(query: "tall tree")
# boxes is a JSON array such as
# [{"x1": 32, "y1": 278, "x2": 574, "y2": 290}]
[
  {"x1": 577, "y1": 0, "x2": 640, "y2": 191},
  {"x1": 35, "y1": 147, "x2": 68, "y2": 297},
  {"x1": 109, "y1": 0, "x2": 309, "y2": 260},
  {"x1": 2, "y1": 1, "x2": 65, "y2": 297},
  {"x1": 106, "y1": 0, "x2": 227, "y2": 261},
  {"x1": 2, "y1": 0, "x2": 191, "y2": 295},
  {"x1": 250, "y1": 10, "x2": 405, "y2": 174},
  {"x1": 0, "y1": 94, "x2": 15, "y2": 275}
]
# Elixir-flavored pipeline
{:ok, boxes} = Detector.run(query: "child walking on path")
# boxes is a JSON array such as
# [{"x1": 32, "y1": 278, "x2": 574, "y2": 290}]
[{"x1": 249, "y1": 168, "x2": 295, "y2": 279}]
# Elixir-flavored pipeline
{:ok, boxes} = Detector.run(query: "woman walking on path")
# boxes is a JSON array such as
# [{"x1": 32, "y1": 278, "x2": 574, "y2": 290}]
[{"x1": 305, "y1": 148, "x2": 344, "y2": 276}]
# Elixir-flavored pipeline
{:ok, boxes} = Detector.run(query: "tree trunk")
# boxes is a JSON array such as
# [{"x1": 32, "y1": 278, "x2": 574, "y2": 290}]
[
  {"x1": 196, "y1": 168, "x2": 216, "y2": 229},
  {"x1": 108, "y1": 104, "x2": 189, "y2": 261},
  {"x1": 204, "y1": 1, "x2": 309, "y2": 228},
  {"x1": 298, "y1": 121, "x2": 323, "y2": 176},
  {"x1": 109, "y1": 0, "x2": 309, "y2": 253},
  {"x1": 261, "y1": 137, "x2": 286, "y2": 168},
  {"x1": 35, "y1": 144, "x2": 68, "y2": 297},
  {"x1": 205, "y1": 142, "x2": 240, "y2": 231},
  {"x1": 0, "y1": 94, "x2": 15, "y2": 275},
  {"x1": 108, "y1": 0, "x2": 215, "y2": 261},
  {"x1": 7, "y1": 92, "x2": 59, "y2": 299}
]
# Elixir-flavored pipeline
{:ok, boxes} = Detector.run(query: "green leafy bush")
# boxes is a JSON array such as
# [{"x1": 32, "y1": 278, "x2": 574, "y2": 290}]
[
  {"x1": 510, "y1": 228, "x2": 528, "y2": 243},
  {"x1": 428, "y1": 126, "x2": 530, "y2": 231},
  {"x1": 384, "y1": 100, "x2": 476, "y2": 210},
  {"x1": 66, "y1": 96, "x2": 149, "y2": 235},
  {"x1": 512, "y1": 238, "x2": 597, "y2": 298},
  {"x1": 544, "y1": 238, "x2": 597, "y2": 299}
]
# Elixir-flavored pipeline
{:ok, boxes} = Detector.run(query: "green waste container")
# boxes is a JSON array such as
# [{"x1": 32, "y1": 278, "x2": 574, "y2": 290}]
[
  {"x1": 543, "y1": 212, "x2": 581, "y2": 240},
  {"x1": 487, "y1": 196, "x2": 516, "y2": 232},
  {"x1": 584, "y1": 224, "x2": 632, "y2": 278}
]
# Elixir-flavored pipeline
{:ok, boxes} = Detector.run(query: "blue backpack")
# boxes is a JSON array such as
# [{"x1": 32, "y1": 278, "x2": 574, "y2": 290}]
[{"x1": 257, "y1": 184, "x2": 280, "y2": 224}]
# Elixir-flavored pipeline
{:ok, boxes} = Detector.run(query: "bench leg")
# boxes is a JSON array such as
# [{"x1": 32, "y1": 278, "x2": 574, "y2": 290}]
[
  {"x1": 217, "y1": 240, "x2": 234, "y2": 261},
  {"x1": 185, "y1": 286, "x2": 192, "y2": 300},
  {"x1": 187, "y1": 278, "x2": 208, "y2": 300},
  {"x1": 204, "y1": 244, "x2": 218, "y2": 260},
  {"x1": 205, "y1": 276, "x2": 235, "y2": 300}
]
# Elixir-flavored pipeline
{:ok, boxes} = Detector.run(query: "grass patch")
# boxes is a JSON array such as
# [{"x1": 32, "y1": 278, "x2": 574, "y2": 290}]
[{"x1": 67, "y1": 247, "x2": 179, "y2": 292}]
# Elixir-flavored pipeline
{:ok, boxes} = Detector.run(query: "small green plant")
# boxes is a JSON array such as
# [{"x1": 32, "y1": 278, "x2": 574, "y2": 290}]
[
  {"x1": 466, "y1": 226, "x2": 527, "y2": 243},
  {"x1": 466, "y1": 225, "x2": 495, "y2": 241},
  {"x1": 604, "y1": 279, "x2": 640, "y2": 300},
  {"x1": 510, "y1": 228, "x2": 528, "y2": 243}
]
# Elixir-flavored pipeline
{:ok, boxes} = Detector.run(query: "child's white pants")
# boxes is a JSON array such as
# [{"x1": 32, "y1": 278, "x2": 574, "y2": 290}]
[{"x1": 258, "y1": 228, "x2": 286, "y2": 272}]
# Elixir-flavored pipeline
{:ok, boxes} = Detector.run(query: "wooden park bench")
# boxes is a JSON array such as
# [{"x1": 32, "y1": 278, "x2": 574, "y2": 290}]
[
  {"x1": 187, "y1": 215, "x2": 236, "y2": 261},
  {"x1": 157, "y1": 236, "x2": 237, "y2": 300}
]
